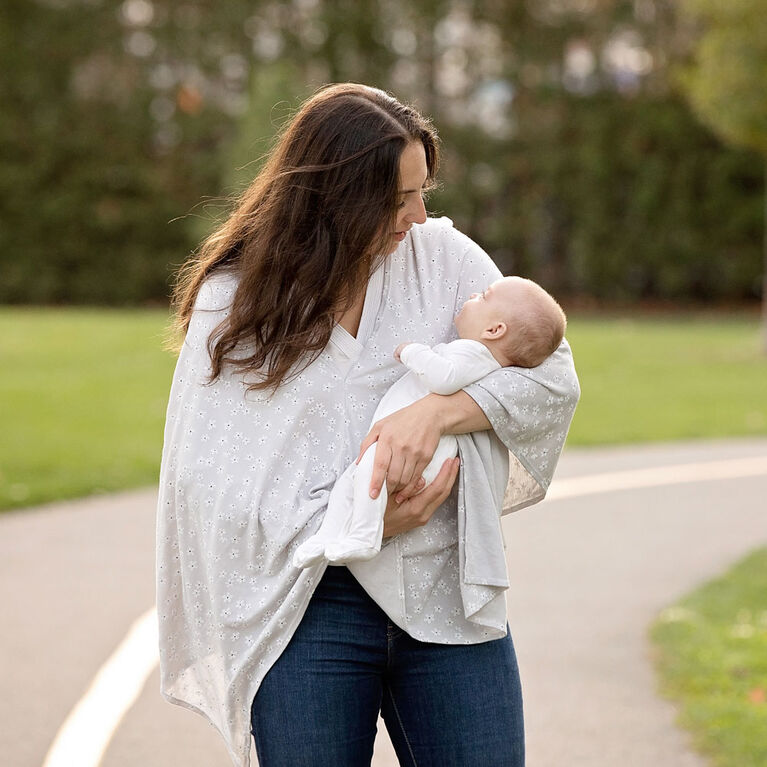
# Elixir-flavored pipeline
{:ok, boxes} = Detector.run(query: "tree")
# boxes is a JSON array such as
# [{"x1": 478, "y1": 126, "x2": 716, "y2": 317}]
[
  {"x1": 2, "y1": 0, "x2": 763, "y2": 306},
  {"x1": 676, "y1": 0, "x2": 767, "y2": 350}
]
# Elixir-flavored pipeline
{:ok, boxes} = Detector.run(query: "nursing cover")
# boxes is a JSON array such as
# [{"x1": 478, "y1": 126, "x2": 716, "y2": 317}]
[{"x1": 156, "y1": 215, "x2": 580, "y2": 766}]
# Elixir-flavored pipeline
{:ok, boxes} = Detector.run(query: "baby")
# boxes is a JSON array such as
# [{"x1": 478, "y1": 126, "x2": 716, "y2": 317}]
[{"x1": 293, "y1": 276, "x2": 567, "y2": 570}]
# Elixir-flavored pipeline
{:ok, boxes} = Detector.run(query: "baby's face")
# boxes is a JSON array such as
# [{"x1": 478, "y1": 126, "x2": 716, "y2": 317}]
[{"x1": 454, "y1": 277, "x2": 523, "y2": 341}]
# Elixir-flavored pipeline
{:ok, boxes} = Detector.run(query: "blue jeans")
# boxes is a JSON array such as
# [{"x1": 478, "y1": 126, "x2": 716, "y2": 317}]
[{"x1": 251, "y1": 563, "x2": 525, "y2": 766}]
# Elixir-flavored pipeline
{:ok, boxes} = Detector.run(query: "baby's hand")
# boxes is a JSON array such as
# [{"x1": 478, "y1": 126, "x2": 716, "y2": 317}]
[{"x1": 394, "y1": 342, "x2": 411, "y2": 362}]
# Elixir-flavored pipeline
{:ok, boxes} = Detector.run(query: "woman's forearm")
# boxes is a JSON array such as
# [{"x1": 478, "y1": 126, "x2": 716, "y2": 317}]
[{"x1": 423, "y1": 390, "x2": 492, "y2": 435}]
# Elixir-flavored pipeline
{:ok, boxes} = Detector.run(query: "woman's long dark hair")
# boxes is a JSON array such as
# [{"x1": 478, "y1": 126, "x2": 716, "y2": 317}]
[{"x1": 170, "y1": 82, "x2": 441, "y2": 394}]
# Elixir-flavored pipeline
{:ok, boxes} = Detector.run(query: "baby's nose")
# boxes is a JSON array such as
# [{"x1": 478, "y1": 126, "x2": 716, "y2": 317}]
[{"x1": 469, "y1": 292, "x2": 479, "y2": 299}]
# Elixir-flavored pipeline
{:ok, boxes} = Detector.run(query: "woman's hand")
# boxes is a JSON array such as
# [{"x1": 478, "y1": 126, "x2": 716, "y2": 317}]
[
  {"x1": 382, "y1": 456, "x2": 460, "y2": 537},
  {"x1": 356, "y1": 397, "x2": 445, "y2": 502}
]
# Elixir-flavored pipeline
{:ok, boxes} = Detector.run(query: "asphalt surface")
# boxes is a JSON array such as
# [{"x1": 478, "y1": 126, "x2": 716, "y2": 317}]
[{"x1": 1, "y1": 437, "x2": 765, "y2": 767}]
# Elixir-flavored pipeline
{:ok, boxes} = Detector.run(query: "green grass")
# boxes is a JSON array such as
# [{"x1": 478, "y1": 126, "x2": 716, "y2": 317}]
[
  {"x1": 0, "y1": 309, "x2": 766, "y2": 512},
  {"x1": 0, "y1": 307, "x2": 176, "y2": 511},
  {"x1": 565, "y1": 314, "x2": 767, "y2": 444},
  {"x1": 650, "y1": 548, "x2": 767, "y2": 767}
]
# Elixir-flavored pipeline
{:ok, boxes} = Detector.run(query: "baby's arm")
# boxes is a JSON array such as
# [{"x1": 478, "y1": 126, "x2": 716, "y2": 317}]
[{"x1": 398, "y1": 340, "x2": 500, "y2": 396}]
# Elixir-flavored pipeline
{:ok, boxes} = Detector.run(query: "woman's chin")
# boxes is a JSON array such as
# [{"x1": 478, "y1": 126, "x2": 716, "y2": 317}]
[{"x1": 384, "y1": 231, "x2": 407, "y2": 253}]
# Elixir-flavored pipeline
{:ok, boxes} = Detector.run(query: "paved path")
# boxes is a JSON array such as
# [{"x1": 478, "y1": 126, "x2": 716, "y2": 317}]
[{"x1": 1, "y1": 438, "x2": 765, "y2": 767}]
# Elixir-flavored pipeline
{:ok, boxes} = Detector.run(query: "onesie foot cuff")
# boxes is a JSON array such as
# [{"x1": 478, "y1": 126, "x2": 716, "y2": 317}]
[
  {"x1": 324, "y1": 540, "x2": 380, "y2": 564},
  {"x1": 292, "y1": 540, "x2": 327, "y2": 569}
]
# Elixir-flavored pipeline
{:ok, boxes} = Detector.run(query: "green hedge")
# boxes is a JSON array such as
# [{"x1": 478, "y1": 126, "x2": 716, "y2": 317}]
[
  {"x1": 440, "y1": 94, "x2": 764, "y2": 302},
  {"x1": 0, "y1": 1, "x2": 763, "y2": 305}
]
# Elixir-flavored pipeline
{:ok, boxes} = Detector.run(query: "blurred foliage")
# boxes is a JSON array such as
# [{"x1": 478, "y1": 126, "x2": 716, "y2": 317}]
[
  {"x1": 0, "y1": 0, "x2": 764, "y2": 304},
  {"x1": 675, "y1": 0, "x2": 767, "y2": 157},
  {"x1": 673, "y1": 0, "x2": 767, "y2": 348},
  {"x1": 515, "y1": 94, "x2": 764, "y2": 300},
  {"x1": 0, "y1": 0, "x2": 245, "y2": 304}
]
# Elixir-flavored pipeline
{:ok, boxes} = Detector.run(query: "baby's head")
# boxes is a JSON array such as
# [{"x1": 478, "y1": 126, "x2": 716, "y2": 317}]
[{"x1": 454, "y1": 276, "x2": 567, "y2": 367}]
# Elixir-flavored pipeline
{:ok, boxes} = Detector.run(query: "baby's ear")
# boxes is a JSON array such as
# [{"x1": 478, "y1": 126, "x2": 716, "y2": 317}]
[{"x1": 482, "y1": 321, "x2": 507, "y2": 340}]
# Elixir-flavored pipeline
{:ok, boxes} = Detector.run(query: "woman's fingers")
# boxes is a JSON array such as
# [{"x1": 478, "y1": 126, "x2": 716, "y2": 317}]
[
  {"x1": 365, "y1": 432, "x2": 419, "y2": 498},
  {"x1": 395, "y1": 475, "x2": 426, "y2": 503},
  {"x1": 394, "y1": 471, "x2": 425, "y2": 503},
  {"x1": 385, "y1": 452, "x2": 406, "y2": 494},
  {"x1": 420, "y1": 456, "x2": 459, "y2": 511},
  {"x1": 373, "y1": 450, "x2": 416, "y2": 498},
  {"x1": 367, "y1": 441, "x2": 391, "y2": 498},
  {"x1": 356, "y1": 426, "x2": 380, "y2": 464},
  {"x1": 358, "y1": 401, "x2": 442, "y2": 497},
  {"x1": 394, "y1": 450, "x2": 439, "y2": 502},
  {"x1": 383, "y1": 457, "x2": 459, "y2": 536},
  {"x1": 411, "y1": 456, "x2": 459, "y2": 524},
  {"x1": 386, "y1": 454, "x2": 419, "y2": 495}
]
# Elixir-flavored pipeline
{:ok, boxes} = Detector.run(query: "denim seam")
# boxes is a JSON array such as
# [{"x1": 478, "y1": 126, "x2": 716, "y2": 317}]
[
  {"x1": 385, "y1": 684, "x2": 419, "y2": 767},
  {"x1": 386, "y1": 621, "x2": 403, "y2": 643}
]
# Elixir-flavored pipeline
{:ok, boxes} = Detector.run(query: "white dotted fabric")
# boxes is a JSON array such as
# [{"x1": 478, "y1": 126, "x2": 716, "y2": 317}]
[{"x1": 156, "y1": 216, "x2": 580, "y2": 767}]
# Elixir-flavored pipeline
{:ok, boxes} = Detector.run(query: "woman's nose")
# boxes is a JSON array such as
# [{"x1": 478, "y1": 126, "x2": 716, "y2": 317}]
[{"x1": 405, "y1": 193, "x2": 428, "y2": 224}]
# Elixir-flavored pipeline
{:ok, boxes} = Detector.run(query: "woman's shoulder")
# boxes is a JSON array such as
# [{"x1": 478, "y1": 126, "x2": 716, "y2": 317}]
[
  {"x1": 411, "y1": 215, "x2": 478, "y2": 255},
  {"x1": 408, "y1": 215, "x2": 499, "y2": 283},
  {"x1": 193, "y1": 268, "x2": 239, "y2": 313}
]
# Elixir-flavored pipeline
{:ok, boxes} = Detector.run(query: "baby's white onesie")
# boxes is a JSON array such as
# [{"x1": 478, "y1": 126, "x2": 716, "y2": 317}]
[{"x1": 293, "y1": 339, "x2": 502, "y2": 568}]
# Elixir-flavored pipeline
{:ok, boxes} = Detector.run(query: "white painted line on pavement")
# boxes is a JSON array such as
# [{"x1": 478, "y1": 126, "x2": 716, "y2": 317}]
[
  {"x1": 42, "y1": 607, "x2": 158, "y2": 767},
  {"x1": 547, "y1": 454, "x2": 767, "y2": 501},
  {"x1": 47, "y1": 453, "x2": 767, "y2": 767}
]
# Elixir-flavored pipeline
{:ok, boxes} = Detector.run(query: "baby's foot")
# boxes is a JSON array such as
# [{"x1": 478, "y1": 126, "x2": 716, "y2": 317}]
[
  {"x1": 324, "y1": 540, "x2": 380, "y2": 564},
  {"x1": 292, "y1": 539, "x2": 328, "y2": 569}
]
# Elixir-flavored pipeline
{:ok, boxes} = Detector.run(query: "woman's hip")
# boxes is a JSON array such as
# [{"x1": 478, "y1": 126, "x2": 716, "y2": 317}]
[{"x1": 251, "y1": 565, "x2": 524, "y2": 765}]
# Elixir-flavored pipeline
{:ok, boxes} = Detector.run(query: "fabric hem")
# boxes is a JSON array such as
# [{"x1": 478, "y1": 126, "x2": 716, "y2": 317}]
[
  {"x1": 162, "y1": 562, "x2": 332, "y2": 767},
  {"x1": 159, "y1": 690, "x2": 247, "y2": 767},
  {"x1": 463, "y1": 576, "x2": 510, "y2": 587},
  {"x1": 240, "y1": 561, "x2": 332, "y2": 765}
]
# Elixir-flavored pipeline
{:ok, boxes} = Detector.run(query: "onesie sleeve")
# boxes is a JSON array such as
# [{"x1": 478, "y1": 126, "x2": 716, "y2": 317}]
[
  {"x1": 453, "y1": 234, "x2": 581, "y2": 512},
  {"x1": 399, "y1": 340, "x2": 500, "y2": 395}
]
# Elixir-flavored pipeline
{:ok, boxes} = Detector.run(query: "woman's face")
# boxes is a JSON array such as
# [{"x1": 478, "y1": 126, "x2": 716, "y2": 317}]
[{"x1": 385, "y1": 141, "x2": 429, "y2": 254}]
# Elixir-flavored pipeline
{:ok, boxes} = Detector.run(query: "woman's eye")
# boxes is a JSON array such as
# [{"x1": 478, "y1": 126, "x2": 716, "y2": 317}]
[{"x1": 398, "y1": 187, "x2": 428, "y2": 209}]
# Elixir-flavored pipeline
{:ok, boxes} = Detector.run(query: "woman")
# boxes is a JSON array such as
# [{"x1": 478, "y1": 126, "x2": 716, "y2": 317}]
[{"x1": 157, "y1": 82, "x2": 579, "y2": 767}]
